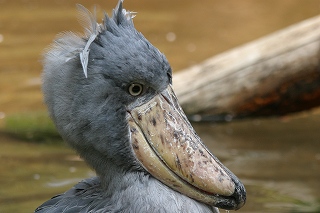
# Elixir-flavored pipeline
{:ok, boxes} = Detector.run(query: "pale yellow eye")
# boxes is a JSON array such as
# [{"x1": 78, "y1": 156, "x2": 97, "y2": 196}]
[{"x1": 128, "y1": 83, "x2": 143, "y2": 96}]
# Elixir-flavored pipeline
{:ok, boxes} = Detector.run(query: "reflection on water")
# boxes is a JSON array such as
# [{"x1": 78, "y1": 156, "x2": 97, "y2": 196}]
[{"x1": 0, "y1": 0, "x2": 320, "y2": 212}]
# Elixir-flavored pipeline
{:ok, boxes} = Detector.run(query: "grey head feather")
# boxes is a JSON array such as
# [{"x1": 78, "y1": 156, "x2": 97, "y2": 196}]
[
  {"x1": 80, "y1": 34, "x2": 96, "y2": 78},
  {"x1": 112, "y1": 0, "x2": 137, "y2": 23},
  {"x1": 76, "y1": 4, "x2": 100, "y2": 78},
  {"x1": 76, "y1": 4, "x2": 100, "y2": 38},
  {"x1": 48, "y1": 32, "x2": 83, "y2": 63},
  {"x1": 77, "y1": 0, "x2": 136, "y2": 78}
]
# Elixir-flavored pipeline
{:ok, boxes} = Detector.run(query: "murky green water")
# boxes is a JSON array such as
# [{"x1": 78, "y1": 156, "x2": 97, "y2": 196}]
[
  {"x1": 196, "y1": 115, "x2": 320, "y2": 212},
  {"x1": 0, "y1": 0, "x2": 319, "y2": 212}
]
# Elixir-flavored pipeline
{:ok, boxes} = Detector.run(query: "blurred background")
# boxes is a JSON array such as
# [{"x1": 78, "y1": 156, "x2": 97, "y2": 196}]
[{"x1": 0, "y1": 0, "x2": 319, "y2": 212}]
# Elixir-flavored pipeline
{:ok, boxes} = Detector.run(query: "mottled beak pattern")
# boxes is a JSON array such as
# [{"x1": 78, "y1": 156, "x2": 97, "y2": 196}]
[{"x1": 128, "y1": 85, "x2": 246, "y2": 210}]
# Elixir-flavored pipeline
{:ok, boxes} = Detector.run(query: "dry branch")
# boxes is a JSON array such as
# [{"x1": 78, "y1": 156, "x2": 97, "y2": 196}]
[{"x1": 173, "y1": 15, "x2": 320, "y2": 121}]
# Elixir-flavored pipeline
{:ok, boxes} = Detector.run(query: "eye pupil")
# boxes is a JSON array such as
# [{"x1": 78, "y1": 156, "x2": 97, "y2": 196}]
[{"x1": 128, "y1": 83, "x2": 143, "y2": 96}]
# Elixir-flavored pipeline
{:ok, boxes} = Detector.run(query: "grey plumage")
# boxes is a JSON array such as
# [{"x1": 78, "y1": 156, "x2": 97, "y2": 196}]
[
  {"x1": 35, "y1": 176, "x2": 219, "y2": 213},
  {"x1": 36, "y1": 1, "x2": 244, "y2": 212}
]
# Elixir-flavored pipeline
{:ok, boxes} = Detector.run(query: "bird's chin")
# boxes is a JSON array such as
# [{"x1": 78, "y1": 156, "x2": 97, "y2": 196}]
[{"x1": 127, "y1": 85, "x2": 246, "y2": 210}]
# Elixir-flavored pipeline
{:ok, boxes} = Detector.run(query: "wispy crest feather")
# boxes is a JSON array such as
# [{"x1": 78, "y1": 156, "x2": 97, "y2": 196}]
[
  {"x1": 77, "y1": 4, "x2": 100, "y2": 78},
  {"x1": 45, "y1": 0, "x2": 137, "y2": 79},
  {"x1": 77, "y1": 0, "x2": 136, "y2": 78}
]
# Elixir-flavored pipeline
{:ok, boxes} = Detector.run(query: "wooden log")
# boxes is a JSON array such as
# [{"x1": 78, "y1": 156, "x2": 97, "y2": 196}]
[{"x1": 173, "y1": 15, "x2": 320, "y2": 122}]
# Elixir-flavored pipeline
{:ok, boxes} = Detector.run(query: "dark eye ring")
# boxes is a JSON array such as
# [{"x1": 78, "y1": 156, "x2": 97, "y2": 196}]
[{"x1": 128, "y1": 83, "x2": 144, "y2": 96}]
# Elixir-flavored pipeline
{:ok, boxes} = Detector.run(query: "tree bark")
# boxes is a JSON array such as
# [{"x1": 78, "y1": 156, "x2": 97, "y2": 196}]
[{"x1": 173, "y1": 15, "x2": 320, "y2": 122}]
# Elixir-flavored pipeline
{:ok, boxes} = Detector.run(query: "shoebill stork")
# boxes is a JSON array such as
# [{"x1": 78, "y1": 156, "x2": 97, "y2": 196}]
[{"x1": 35, "y1": 1, "x2": 246, "y2": 212}]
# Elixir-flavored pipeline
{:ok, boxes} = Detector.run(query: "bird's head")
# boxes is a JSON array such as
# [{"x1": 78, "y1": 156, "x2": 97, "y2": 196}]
[{"x1": 42, "y1": 1, "x2": 246, "y2": 210}]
